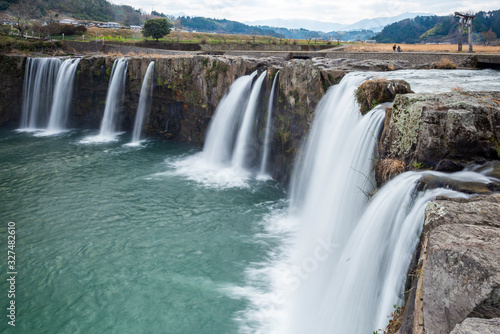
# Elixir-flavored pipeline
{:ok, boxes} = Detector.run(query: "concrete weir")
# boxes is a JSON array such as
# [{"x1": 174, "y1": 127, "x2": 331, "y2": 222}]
[{"x1": 476, "y1": 54, "x2": 500, "y2": 68}]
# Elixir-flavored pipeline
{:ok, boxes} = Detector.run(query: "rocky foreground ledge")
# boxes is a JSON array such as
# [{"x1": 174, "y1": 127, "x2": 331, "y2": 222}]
[{"x1": 399, "y1": 194, "x2": 500, "y2": 334}]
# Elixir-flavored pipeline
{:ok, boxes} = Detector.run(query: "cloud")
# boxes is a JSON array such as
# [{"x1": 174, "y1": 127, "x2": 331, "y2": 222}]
[{"x1": 109, "y1": 0, "x2": 500, "y2": 24}]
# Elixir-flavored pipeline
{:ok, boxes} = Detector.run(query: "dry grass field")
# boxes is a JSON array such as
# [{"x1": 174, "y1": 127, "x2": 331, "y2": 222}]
[
  {"x1": 344, "y1": 42, "x2": 500, "y2": 54},
  {"x1": 85, "y1": 27, "x2": 332, "y2": 45}
]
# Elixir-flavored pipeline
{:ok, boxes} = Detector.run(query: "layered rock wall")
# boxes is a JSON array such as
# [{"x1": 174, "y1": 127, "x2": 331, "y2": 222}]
[
  {"x1": 0, "y1": 55, "x2": 346, "y2": 182},
  {"x1": 0, "y1": 55, "x2": 25, "y2": 126},
  {"x1": 399, "y1": 195, "x2": 500, "y2": 334},
  {"x1": 380, "y1": 91, "x2": 500, "y2": 173}
]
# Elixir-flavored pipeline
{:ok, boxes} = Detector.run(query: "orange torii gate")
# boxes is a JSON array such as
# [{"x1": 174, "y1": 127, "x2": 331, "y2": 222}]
[{"x1": 455, "y1": 12, "x2": 475, "y2": 52}]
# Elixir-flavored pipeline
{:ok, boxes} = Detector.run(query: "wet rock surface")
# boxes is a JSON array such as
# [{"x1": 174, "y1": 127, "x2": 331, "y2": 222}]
[
  {"x1": 0, "y1": 55, "x2": 25, "y2": 126},
  {"x1": 381, "y1": 91, "x2": 500, "y2": 171},
  {"x1": 355, "y1": 78, "x2": 413, "y2": 115}
]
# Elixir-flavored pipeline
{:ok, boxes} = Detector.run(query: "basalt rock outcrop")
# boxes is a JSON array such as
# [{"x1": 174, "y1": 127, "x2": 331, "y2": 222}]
[
  {"x1": 380, "y1": 91, "x2": 500, "y2": 173},
  {"x1": 0, "y1": 55, "x2": 25, "y2": 126},
  {"x1": 355, "y1": 79, "x2": 413, "y2": 115},
  {"x1": 450, "y1": 318, "x2": 500, "y2": 333},
  {"x1": 399, "y1": 195, "x2": 500, "y2": 334}
]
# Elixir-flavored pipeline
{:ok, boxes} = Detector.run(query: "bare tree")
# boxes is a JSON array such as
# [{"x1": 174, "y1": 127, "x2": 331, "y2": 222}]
[
  {"x1": 8, "y1": 0, "x2": 42, "y2": 36},
  {"x1": 32, "y1": 22, "x2": 60, "y2": 40},
  {"x1": 481, "y1": 29, "x2": 497, "y2": 46}
]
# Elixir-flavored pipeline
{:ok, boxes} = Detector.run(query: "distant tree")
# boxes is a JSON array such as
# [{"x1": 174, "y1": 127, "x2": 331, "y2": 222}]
[
  {"x1": 151, "y1": 10, "x2": 166, "y2": 17},
  {"x1": 8, "y1": 0, "x2": 42, "y2": 35},
  {"x1": 333, "y1": 33, "x2": 342, "y2": 45},
  {"x1": 0, "y1": 1, "x2": 10, "y2": 11},
  {"x1": 32, "y1": 22, "x2": 58, "y2": 39},
  {"x1": 481, "y1": 28, "x2": 497, "y2": 45},
  {"x1": 142, "y1": 18, "x2": 170, "y2": 41}
]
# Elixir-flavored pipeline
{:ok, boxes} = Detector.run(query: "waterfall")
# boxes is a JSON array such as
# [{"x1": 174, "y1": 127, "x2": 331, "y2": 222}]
[
  {"x1": 258, "y1": 71, "x2": 279, "y2": 178},
  {"x1": 45, "y1": 58, "x2": 81, "y2": 134},
  {"x1": 130, "y1": 61, "x2": 155, "y2": 145},
  {"x1": 312, "y1": 171, "x2": 480, "y2": 333},
  {"x1": 239, "y1": 72, "x2": 500, "y2": 334},
  {"x1": 99, "y1": 58, "x2": 128, "y2": 140},
  {"x1": 232, "y1": 71, "x2": 267, "y2": 170},
  {"x1": 284, "y1": 73, "x2": 386, "y2": 334},
  {"x1": 172, "y1": 71, "x2": 271, "y2": 188},
  {"x1": 20, "y1": 58, "x2": 61, "y2": 130},
  {"x1": 202, "y1": 72, "x2": 256, "y2": 165}
]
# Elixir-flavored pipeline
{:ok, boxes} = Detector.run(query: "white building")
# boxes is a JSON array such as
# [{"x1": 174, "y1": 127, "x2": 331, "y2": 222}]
[
  {"x1": 101, "y1": 22, "x2": 121, "y2": 29},
  {"x1": 59, "y1": 18, "x2": 78, "y2": 25}
]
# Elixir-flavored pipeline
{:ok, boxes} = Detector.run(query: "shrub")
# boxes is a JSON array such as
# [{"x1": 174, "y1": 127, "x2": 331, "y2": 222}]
[
  {"x1": 375, "y1": 158, "x2": 406, "y2": 186},
  {"x1": 433, "y1": 57, "x2": 457, "y2": 69},
  {"x1": 0, "y1": 24, "x2": 10, "y2": 35},
  {"x1": 375, "y1": 305, "x2": 405, "y2": 334}
]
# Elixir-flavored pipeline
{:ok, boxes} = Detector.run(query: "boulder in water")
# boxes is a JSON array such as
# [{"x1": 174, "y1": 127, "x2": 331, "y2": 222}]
[{"x1": 355, "y1": 78, "x2": 413, "y2": 115}]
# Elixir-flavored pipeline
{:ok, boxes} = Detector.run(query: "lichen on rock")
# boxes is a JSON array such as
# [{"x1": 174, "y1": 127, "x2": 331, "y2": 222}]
[{"x1": 380, "y1": 91, "x2": 500, "y2": 171}]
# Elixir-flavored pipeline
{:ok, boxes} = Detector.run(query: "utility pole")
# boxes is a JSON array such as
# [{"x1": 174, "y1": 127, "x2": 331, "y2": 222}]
[{"x1": 455, "y1": 12, "x2": 476, "y2": 52}]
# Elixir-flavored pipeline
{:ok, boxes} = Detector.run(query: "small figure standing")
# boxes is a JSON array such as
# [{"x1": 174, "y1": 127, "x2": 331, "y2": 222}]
[
  {"x1": 393, "y1": 44, "x2": 396, "y2": 52},
  {"x1": 397, "y1": 45, "x2": 402, "y2": 52}
]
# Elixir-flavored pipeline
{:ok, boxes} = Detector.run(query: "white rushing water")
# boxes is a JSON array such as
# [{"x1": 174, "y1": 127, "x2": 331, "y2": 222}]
[
  {"x1": 20, "y1": 57, "x2": 61, "y2": 130},
  {"x1": 233, "y1": 73, "x2": 383, "y2": 333},
  {"x1": 369, "y1": 68, "x2": 500, "y2": 93},
  {"x1": 234, "y1": 69, "x2": 500, "y2": 334},
  {"x1": 172, "y1": 71, "x2": 268, "y2": 188},
  {"x1": 44, "y1": 58, "x2": 81, "y2": 134},
  {"x1": 81, "y1": 57, "x2": 128, "y2": 143},
  {"x1": 258, "y1": 71, "x2": 279, "y2": 178},
  {"x1": 203, "y1": 72, "x2": 256, "y2": 165},
  {"x1": 314, "y1": 171, "x2": 477, "y2": 333},
  {"x1": 285, "y1": 73, "x2": 384, "y2": 334},
  {"x1": 232, "y1": 71, "x2": 267, "y2": 170},
  {"x1": 130, "y1": 61, "x2": 155, "y2": 145}
]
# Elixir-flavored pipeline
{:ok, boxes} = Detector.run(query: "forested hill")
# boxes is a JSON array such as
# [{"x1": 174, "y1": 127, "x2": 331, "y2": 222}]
[
  {"x1": 375, "y1": 10, "x2": 500, "y2": 44},
  {"x1": 176, "y1": 16, "x2": 281, "y2": 37},
  {"x1": 176, "y1": 16, "x2": 375, "y2": 41},
  {"x1": 0, "y1": 0, "x2": 142, "y2": 25}
]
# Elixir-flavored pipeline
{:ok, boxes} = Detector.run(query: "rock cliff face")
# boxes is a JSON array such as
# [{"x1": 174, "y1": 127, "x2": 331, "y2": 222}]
[
  {"x1": 0, "y1": 55, "x2": 25, "y2": 126},
  {"x1": 450, "y1": 318, "x2": 500, "y2": 333},
  {"x1": 380, "y1": 91, "x2": 500, "y2": 172},
  {"x1": 399, "y1": 195, "x2": 500, "y2": 334},
  {"x1": 0, "y1": 55, "x2": 348, "y2": 182}
]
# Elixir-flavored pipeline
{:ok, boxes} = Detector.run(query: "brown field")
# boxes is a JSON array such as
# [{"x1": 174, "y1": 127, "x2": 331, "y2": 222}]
[
  {"x1": 85, "y1": 27, "x2": 330, "y2": 45},
  {"x1": 344, "y1": 42, "x2": 500, "y2": 54},
  {"x1": 86, "y1": 27, "x2": 143, "y2": 40}
]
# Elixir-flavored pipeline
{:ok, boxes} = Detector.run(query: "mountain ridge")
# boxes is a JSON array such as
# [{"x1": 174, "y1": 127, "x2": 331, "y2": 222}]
[{"x1": 245, "y1": 12, "x2": 434, "y2": 32}]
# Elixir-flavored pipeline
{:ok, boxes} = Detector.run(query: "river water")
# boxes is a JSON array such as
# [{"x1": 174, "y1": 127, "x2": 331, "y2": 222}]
[
  {"x1": 0, "y1": 129, "x2": 286, "y2": 333},
  {"x1": 1, "y1": 68, "x2": 500, "y2": 333}
]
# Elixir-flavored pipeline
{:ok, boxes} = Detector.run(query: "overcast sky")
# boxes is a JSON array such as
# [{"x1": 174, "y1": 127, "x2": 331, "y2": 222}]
[{"x1": 109, "y1": 0, "x2": 500, "y2": 25}]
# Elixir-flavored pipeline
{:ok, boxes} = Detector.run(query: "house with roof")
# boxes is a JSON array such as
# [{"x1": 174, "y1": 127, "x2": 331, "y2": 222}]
[{"x1": 100, "y1": 22, "x2": 121, "y2": 29}]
